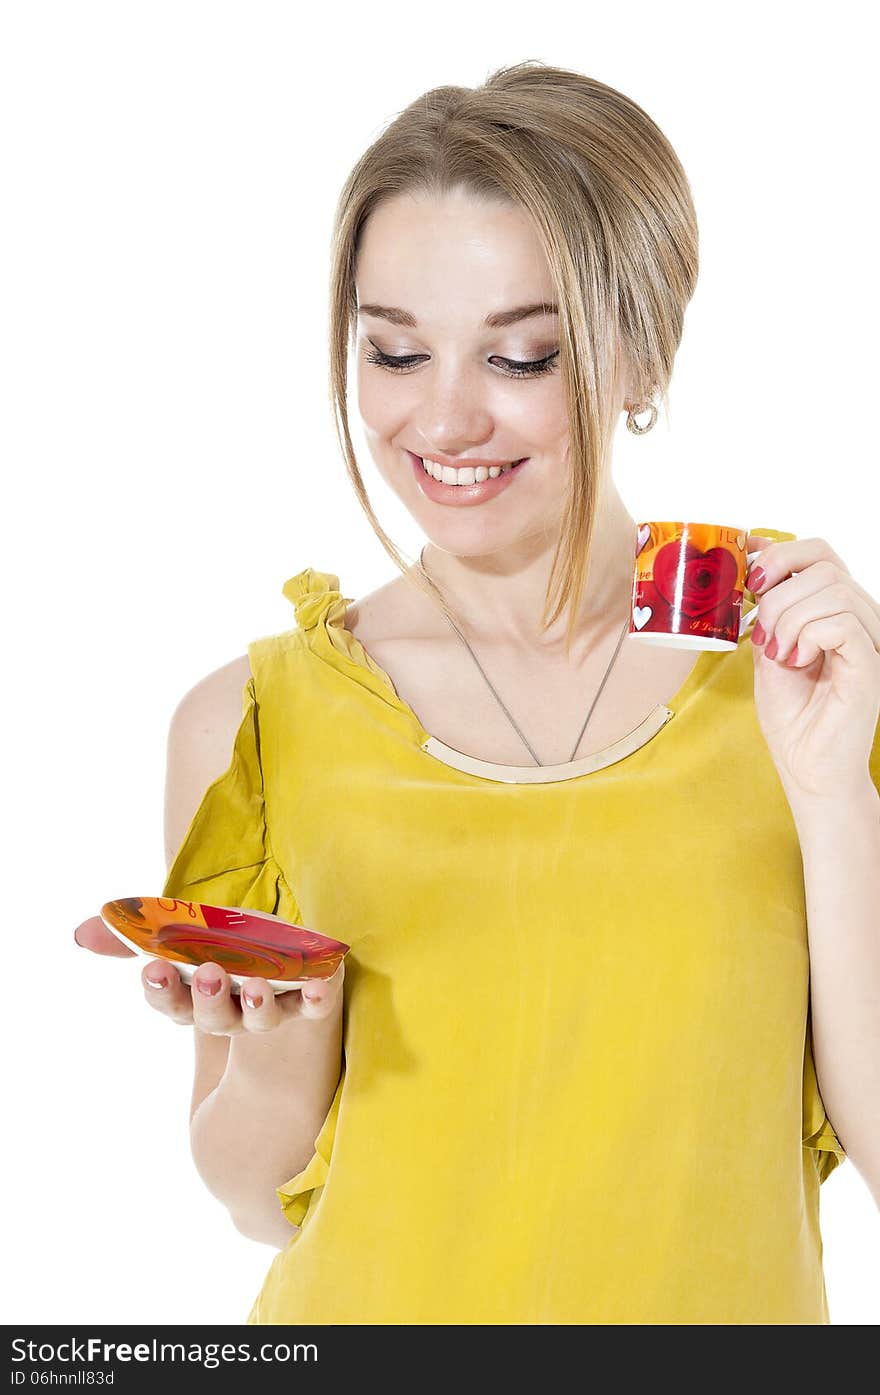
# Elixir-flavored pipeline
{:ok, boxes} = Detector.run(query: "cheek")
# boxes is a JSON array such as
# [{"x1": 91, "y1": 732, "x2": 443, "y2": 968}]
[
  {"x1": 498, "y1": 381, "x2": 568, "y2": 449},
  {"x1": 356, "y1": 365, "x2": 403, "y2": 437}
]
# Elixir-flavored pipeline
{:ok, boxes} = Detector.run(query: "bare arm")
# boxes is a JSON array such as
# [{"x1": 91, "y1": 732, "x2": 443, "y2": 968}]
[
  {"x1": 164, "y1": 656, "x2": 345, "y2": 1245},
  {"x1": 191, "y1": 1005, "x2": 343, "y2": 1247},
  {"x1": 788, "y1": 781, "x2": 880, "y2": 1202}
]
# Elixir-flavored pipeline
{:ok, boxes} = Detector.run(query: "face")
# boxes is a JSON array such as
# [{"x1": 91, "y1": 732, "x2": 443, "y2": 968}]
[{"x1": 355, "y1": 187, "x2": 626, "y2": 560}]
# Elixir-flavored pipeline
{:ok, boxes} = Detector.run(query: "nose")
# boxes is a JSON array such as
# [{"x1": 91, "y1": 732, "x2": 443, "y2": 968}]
[{"x1": 413, "y1": 365, "x2": 496, "y2": 460}]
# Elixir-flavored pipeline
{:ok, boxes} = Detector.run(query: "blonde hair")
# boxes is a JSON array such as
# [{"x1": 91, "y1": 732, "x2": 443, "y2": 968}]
[{"x1": 328, "y1": 59, "x2": 699, "y2": 655}]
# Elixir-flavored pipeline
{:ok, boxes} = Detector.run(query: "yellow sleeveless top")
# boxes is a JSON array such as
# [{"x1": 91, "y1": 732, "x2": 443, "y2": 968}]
[{"x1": 162, "y1": 526, "x2": 878, "y2": 1325}]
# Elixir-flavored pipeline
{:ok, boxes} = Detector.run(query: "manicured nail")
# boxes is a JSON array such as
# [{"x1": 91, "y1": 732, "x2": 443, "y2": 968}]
[
  {"x1": 196, "y1": 976, "x2": 222, "y2": 996},
  {"x1": 746, "y1": 565, "x2": 766, "y2": 592},
  {"x1": 242, "y1": 989, "x2": 263, "y2": 1009},
  {"x1": 751, "y1": 620, "x2": 766, "y2": 646},
  {"x1": 146, "y1": 974, "x2": 168, "y2": 990},
  {"x1": 785, "y1": 645, "x2": 800, "y2": 666},
  {"x1": 763, "y1": 634, "x2": 779, "y2": 660}
]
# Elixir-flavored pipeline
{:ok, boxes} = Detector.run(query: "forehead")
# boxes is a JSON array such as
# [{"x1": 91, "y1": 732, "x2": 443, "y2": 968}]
[{"x1": 356, "y1": 190, "x2": 555, "y2": 317}]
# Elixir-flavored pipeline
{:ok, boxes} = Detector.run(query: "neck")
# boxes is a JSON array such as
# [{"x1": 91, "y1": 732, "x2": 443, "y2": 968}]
[{"x1": 418, "y1": 488, "x2": 637, "y2": 659}]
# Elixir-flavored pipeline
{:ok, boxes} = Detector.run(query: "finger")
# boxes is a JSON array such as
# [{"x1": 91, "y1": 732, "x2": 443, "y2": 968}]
[
  {"x1": 237, "y1": 976, "x2": 334, "y2": 1030},
  {"x1": 757, "y1": 589, "x2": 880, "y2": 667},
  {"x1": 296, "y1": 960, "x2": 346, "y2": 1021},
  {"x1": 74, "y1": 916, "x2": 137, "y2": 958},
  {"x1": 142, "y1": 959, "x2": 193, "y2": 1023},
  {"x1": 753, "y1": 574, "x2": 880, "y2": 664},
  {"x1": 780, "y1": 609, "x2": 880, "y2": 671},
  {"x1": 191, "y1": 962, "x2": 241, "y2": 1035},
  {"x1": 746, "y1": 535, "x2": 780, "y2": 574},
  {"x1": 239, "y1": 977, "x2": 284, "y2": 1033},
  {"x1": 746, "y1": 534, "x2": 852, "y2": 588},
  {"x1": 750, "y1": 555, "x2": 880, "y2": 641}
]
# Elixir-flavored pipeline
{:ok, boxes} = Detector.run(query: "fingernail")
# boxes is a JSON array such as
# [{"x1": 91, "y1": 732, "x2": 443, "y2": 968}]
[
  {"x1": 196, "y1": 976, "x2": 222, "y2": 996},
  {"x1": 751, "y1": 620, "x2": 766, "y2": 646},
  {"x1": 242, "y1": 988, "x2": 263, "y2": 1009},
  {"x1": 746, "y1": 565, "x2": 766, "y2": 593},
  {"x1": 146, "y1": 974, "x2": 168, "y2": 990},
  {"x1": 764, "y1": 634, "x2": 779, "y2": 660},
  {"x1": 785, "y1": 645, "x2": 799, "y2": 666}
]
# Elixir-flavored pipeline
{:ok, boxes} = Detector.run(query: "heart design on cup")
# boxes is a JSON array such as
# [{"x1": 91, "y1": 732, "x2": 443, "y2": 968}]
[
  {"x1": 632, "y1": 604, "x2": 653, "y2": 630},
  {"x1": 636, "y1": 523, "x2": 651, "y2": 557},
  {"x1": 653, "y1": 540, "x2": 738, "y2": 618}
]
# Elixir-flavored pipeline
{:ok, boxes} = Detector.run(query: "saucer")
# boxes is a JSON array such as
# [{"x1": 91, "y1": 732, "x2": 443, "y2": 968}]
[{"x1": 100, "y1": 897, "x2": 350, "y2": 994}]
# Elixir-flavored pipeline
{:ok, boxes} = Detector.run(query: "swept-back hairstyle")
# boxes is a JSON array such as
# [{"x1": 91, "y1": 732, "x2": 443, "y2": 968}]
[{"x1": 328, "y1": 60, "x2": 699, "y2": 655}]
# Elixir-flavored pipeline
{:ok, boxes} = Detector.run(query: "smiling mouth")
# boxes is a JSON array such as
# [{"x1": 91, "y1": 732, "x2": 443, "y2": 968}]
[{"x1": 416, "y1": 455, "x2": 527, "y2": 485}]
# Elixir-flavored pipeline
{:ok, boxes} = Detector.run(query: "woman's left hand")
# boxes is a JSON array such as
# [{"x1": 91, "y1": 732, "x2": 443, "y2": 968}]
[{"x1": 746, "y1": 533, "x2": 880, "y2": 800}]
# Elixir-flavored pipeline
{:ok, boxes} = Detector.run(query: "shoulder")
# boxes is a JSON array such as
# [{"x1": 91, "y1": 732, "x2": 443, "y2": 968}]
[
  {"x1": 169, "y1": 653, "x2": 253, "y2": 736},
  {"x1": 164, "y1": 654, "x2": 253, "y2": 870}
]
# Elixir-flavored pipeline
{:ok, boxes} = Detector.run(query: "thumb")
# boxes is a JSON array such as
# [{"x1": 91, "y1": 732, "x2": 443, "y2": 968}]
[{"x1": 74, "y1": 916, "x2": 137, "y2": 957}]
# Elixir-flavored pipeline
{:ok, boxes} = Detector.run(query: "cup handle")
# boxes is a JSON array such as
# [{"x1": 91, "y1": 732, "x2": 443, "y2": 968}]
[{"x1": 737, "y1": 545, "x2": 766, "y2": 636}]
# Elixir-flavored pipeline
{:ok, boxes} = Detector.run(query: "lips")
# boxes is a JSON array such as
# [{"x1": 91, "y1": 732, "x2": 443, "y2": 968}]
[
  {"x1": 415, "y1": 453, "x2": 526, "y2": 474},
  {"x1": 408, "y1": 450, "x2": 528, "y2": 506}
]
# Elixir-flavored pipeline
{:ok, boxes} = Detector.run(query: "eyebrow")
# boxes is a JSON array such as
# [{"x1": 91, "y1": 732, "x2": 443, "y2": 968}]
[{"x1": 357, "y1": 301, "x2": 559, "y2": 329}]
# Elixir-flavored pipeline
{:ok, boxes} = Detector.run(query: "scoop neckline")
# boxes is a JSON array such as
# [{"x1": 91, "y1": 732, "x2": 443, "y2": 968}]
[
  {"x1": 327, "y1": 587, "x2": 722, "y2": 785},
  {"x1": 282, "y1": 542, "x2": 781, "y2": 785},
  {"x1": 417, "y1": 645, "x2": 718, "y2": 783}
]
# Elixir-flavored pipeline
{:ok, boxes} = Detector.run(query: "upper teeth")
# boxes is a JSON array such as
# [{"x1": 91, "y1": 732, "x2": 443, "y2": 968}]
[{"x1": 421, "y1": 456, "x2": 517, "y2": 484}]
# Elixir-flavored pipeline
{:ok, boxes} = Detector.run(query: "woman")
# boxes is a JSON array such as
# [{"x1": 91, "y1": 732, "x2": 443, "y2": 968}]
[{"x1": 77, "y1": 61, "x2": 880, "y2": 1324}]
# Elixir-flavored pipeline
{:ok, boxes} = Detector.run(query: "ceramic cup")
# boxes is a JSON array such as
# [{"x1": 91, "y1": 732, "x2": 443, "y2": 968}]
[{"x1": 629, "y1": 521, "x2": 760, "y2": 652}]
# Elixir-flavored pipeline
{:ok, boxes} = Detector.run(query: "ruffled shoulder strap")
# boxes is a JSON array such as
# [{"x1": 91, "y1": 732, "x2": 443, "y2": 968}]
[
  {"x1": 282, "y1": 567, "x2": 348, "y2": 633},
  {"x1": 280, "y1": 567, "x2": 405, "y2": 707}
]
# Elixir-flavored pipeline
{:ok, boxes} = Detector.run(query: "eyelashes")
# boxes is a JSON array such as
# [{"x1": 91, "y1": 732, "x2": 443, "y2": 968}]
[{"x1": 362, "y1": 346, "x2": 560, "y2": 379}]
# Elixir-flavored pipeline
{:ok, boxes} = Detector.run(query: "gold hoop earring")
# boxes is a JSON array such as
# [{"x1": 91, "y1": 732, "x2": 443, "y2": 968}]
[{"x1": 626, "y1": 402, "x2": 657, "y2": 435}]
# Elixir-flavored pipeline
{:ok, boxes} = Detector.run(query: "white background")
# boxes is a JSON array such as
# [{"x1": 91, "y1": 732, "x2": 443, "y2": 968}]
[{"x1": 2, "y1": 0, "x2": 878, "y2": 1326}]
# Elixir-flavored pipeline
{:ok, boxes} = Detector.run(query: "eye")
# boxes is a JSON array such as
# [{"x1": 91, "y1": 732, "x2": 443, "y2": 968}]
[
  {"x1": 492, "y1": 352, "x2": 560, "y2": 378},
  {"x1": 362, "y1": 345, "x2": 560, "y2": 379},
  {"x1": 362, "y1": 347, "x2": 425, "y2": 374}
]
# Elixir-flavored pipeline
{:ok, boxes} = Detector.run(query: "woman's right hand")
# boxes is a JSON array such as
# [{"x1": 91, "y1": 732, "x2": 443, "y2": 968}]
[{"x1": 74, "y1": 915, "x2": 345, "y2": 1035}]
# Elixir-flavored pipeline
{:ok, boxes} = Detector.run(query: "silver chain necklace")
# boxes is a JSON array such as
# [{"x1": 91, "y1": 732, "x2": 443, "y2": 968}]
[{"x1": 416, "y1": 539, "x2": 633, "y2": 767}]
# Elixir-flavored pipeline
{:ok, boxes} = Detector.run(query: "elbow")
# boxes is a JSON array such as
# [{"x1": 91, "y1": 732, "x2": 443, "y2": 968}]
[
  {"x1": 187, "y1": 1116, "x2": 306, "y2": 1247},
  {"x1": 189, "y1": 1160, "x2": 296, "y2": 1247},
  {"x1": 230, "y1": 1203, "x2": 301, "y2": 1249}
]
